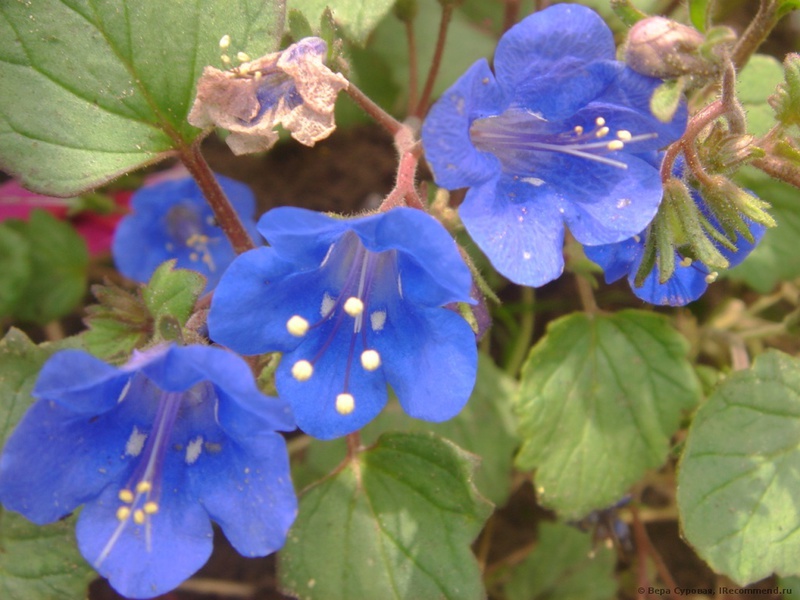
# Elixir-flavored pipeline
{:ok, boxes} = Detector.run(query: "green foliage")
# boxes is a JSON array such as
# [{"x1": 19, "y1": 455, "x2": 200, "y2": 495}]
[
  {"x1": 650, "y1": 78, "x2": 688, "y2": 124},
  {"x1": 737, "y1": 54, "x2": 785, "y2": 137},
  {"x1": 294, "y1": 354, "x2": 519, "y2": 506},
  {"x1": 0, "y1": 0, "x2": 285, "y2": 196},
  {"x1": 0, "y1": 210, "x2": 88, "y2": 325},
  {"x1": 279, "y1": 432, "x2": 492, "y2": 600},
  {"x1": 288, "y1": 0, "x2": 396, "y2": 45},
  {"x1": 0, "y1": 329, "x2": 93, "y2": 600},
  {"x1": 515, "y1": 310, "x2": 701, "y2": 519},
  {"x1": 688, "y1": 0, "x2": 710, "y2": 32},
  {"x1": 770, "y1": 53, "x2": 800, "y2": 128},
  {"x1": 504, "y1": 522, "x2": 618, "y2": 600},
  {"x1": 84, "y1": 260, "x2": 206, "y2": 362},
  {"x1": 678, "y1": 351, "x2": 800, "y2": 585}
]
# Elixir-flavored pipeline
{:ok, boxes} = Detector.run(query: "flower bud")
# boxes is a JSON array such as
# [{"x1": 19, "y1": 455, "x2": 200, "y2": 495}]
[{"x1": 625, "y1": 17, "x2": 707, "y2": 78}]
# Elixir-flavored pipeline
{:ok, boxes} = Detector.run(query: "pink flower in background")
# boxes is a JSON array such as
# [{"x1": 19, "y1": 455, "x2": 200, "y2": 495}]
[{"x1": 0, "y1": 179, "x2": 130, "y2": 256}]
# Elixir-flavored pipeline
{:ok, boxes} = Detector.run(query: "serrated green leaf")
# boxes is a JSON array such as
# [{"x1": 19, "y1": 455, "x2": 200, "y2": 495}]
[
  {"x1": 728, "y1": 166, "x2": 800, "y2": 291},
  {"x1": 288, "y1": 0, "x2": 395, "y2": 45},
  {"x1": 0, "y1": 0, "x2": 285, "y2": 196},
  {"x1": 82, "y1": 315, "x2": 147, "y2": 363},
  {"x1": 0, "y1": 223, "x2": 31, "y2": 317},
  {"x1": 737, "y1": 54, "x2": 784, "y2": 137},
  {"x1": 142, "y1": 260, "x2": 206, "y2": 326},
  {"x1": 280, "y1": 432, "x2": 492, "y2": 600},
  {"x1": 515, "y1": 310, "x2": 701, "y2": 519},
  {"x1": 0, "y1": 511, "x2": 94, "y2": 600},
  {"x1": 505, "y1": 522, "x2": 618, "y2": 600},
  {"x1": 0, "y1": 330, "x2": 93, "y2": 599},
  {"x1": 688, "y1": 0, "x2": 710, "y2": 32},
  {"x1": 6, "y1": 210, "x2": 88, "y2": 325},
  {"x1": 294, "y1": 354, "x2": 519, "y2": 506},
  {"x1": 678, "y1": 351, "x2": 800, "y2": 585}
]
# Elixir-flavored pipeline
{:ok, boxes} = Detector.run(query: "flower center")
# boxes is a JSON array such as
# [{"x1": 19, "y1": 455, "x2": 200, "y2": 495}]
[
  {"x1": 284, "y1": 233, "x2": 395, "y2": 417},
  {"x1": 94, "y1": 384, "x2": 212, "y2": 566},
  {"x1": 165, "y1": 203, "x2": 218, "y2": 271},
  {"x1": 469, "y1": 108, "x2": 657, "y2": 175},
  {"x1": 249, "y1": 70, "x2": 303, "y2": 124}
]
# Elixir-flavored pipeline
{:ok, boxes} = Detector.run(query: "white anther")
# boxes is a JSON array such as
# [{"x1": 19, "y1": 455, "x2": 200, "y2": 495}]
[
  {"x1": 595, "y1": 117, "x2": 606, "y2": 127},
  {"x1": 292, "y1": 360, "x2": 314, "y2": 381},
  {"x1": 221, "y1": 54, "x2": 231, "y2": 64},
  {"x1": 118, "y1": 489, "x2": 134, "y2": 504},
  {"x1": 219, "y1": 34, "x2": 231, "y2": 50},
  {"x1": 136, "y1": 481, "x2": 152, "y2": 494},
  {"x1": 607, "y1": 140, "x2": 625, "y2": 151},
  {"x1": 680, "y1": 257, "x2": 693, "y2": 267},
  {"x1": 143, "y1": 502, "x2": 159, "y2": 514},
  {"x1": 236, "y1": 51, "x2": 251, "y2": 62},
  {"x1": 705, "y1": 271, "x2": 719, "y2": 284},
  {"x1": 617, "y1": 130, "x2": 632, "y2": 141},
  {"x1": 595, "y1": 126, "x2": 610, "y2": 138},
  {"x1": 633, "y1": 235, "x2": 641, "y2": 243},
  {"x1": 133, "y1": 509, "x2": 146, "y2": 525},
  {"x1": 336, "y1": 393, "x2": 355, "y2": 415},
  {"x1": 286, "y1": 315, "x2": 309, "y2": 336},
  {"x1": 344, "y1": 297, "x2": 364, "y2": 317},
  {"x1": 574, "y1": 125, "x2": 584, "y2": 135},
  {"x1": 361, "y1": 350, "x2": 382, "y2": 371}
]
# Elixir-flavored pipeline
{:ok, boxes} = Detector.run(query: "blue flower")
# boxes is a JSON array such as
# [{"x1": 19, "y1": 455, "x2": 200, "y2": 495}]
[
  {"x1": 584, "y1": 190, "x2": 766, "y2": 306},
  {"x1": 208, "y1": 207, "x2": 478, "y2": 440},
  {"x1": 112, "y1": 174, "x2": 260, "y2": 292},
  {"x1": 421, "y1": 3, "x2": 687, "y2": 287},
  {"x1": 0, "y1": 344, "x2": 296, "y2": 599}
]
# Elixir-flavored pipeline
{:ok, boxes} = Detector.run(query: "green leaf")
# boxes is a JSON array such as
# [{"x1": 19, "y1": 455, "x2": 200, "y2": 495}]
[
  {"x1": 677, "y1": 351, "x2": 800, "y2": 585},
  {"x1": 279, "y1": 432, "x2": 492, "y2": 600},
  {"x1": 0, "y1": 329, "x2": 93, "y2": 599},
  {"x1": 728, "y1": 166, "x2": 800, "y2": 292},
  {"x1": 737, "y1": 54, "x2": 784, "y2": 137},
  {"x1": 6, "y1": 210, "x2": 88, "y2": 325},
  {"x1": 688, "y1": 0, "x2": 710, "y2": 32},
  {"x1": 142, "y1": 260, "x2": 206, "y2": 327},
  {"x1": 0, "y1": 511, "x2": 94, "y2": 600},
  {"x1": 293, "y1": 354, "x2": 519, "y2": 506},
  {"x1": 288, "y1": 0, "x2": 395, "y2": 45},
  {"x1": 515, "y1": 310, "x2": 701, "y2": 519},
  {"x1": 0, "y1": 0, "x2": 285, "y2": 196},
  {"x1": 0, "y1": 224, "x2": 32, "y2": 317},
  {"x1": 504, "y1": 522, "x2": 618, "y2": 600},
  {"x1": 650, "y1": 77, "x2": 688, "y2": 124}
]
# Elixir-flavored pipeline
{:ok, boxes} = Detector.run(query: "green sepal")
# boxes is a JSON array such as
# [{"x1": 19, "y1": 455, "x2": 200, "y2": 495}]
[
  {"x1": 688, "y1": 0, "x2": 711, "y2": 32},
  {"x1": 667, "y1": 178, "x2": 730, "y2": 270},
  {"x1": 287, "y1": 8, "x2": 314, "y2": 41},
  {"x1": 633, "y1": 226, "x2": 657, "y2": 288},
  {"x1": 770, "y1": 53, "x2": 800, "y2": 128},
  {"x1": 609, "y1": 0, "x2": 647, "y2": 26},
  {"x1": 653, "y1": 211, "x2": 676, "y2": 284}
]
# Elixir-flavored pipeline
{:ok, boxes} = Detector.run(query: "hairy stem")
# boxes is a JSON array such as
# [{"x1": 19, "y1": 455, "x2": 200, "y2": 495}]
[
  {"x1": 415, "y1": 3, "x2": 455, "y2": 118},
  {"x1": 752, "y1": 155, "x2": 800, "y2": 190},
  {"x1": 660, "y1": 100, "x2": 725, "y2": 183},
  {"x1": 179, "y1": 142, "x2": 255, "y2": 255},
  {"x1": 732, "y1": 0, "x2": 780, "y2": 71},
  {"x1": 345, "y1": 82, "x2": 403, "y2": 136}
]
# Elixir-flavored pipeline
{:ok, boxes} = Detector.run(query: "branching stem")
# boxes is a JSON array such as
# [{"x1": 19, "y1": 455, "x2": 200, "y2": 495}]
[
  {"x1": 344, "y1": 83, "x2": 404, "y2": 136},
  {"x1": 414, "y1": 3, "x2": 455, "y2": 118}
]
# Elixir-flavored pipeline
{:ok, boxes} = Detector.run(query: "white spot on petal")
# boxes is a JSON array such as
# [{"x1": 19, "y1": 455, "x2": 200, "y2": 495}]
[
  {"x1": 522, "y1": 177, "x2": 545, "y2": 187},
  {"x1": 125, "y1": 427, "x2": 147, "y2": 457},
  {"x1": 320, "y1": 244, "x2": 334, "y2": 267},
  {"x1": 185, "y1": 436, "x2": 204, "y2": 465},
  {"x1": 523, "y1": 251, "x2": 532, "y2": 260},
  {"x1": 370, "y1": 310, "x2": 386, "y2": 332},
  {"x1": 616, "y1": 198, "x2": 631, "y2": 209},
  {"x1": 320, "y1": 292, "x2": 335, "y2": 317},
  {"x1": 397, "y1": 275, "x2": 403, "y2": 298}
]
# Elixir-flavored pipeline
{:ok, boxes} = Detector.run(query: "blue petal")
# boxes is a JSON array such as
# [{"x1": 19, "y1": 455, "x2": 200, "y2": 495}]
[
  {"x1": 559, "y1": 153, "x2": 663, "y2": 245},
  {"x1": 583, "y1": 237, "x2": 641, "y2": 284},
  {"x1": 630, "y1": 256, "x2": 709, "y2": 306},
  {"x1": 509, "y1": 60, "x2": 623, "y2": 121},
  {"x1": 208, "y1": 247, "x2": 313, "y2": 355},
  {"x1": 422, "y1": 59, "x2": 506, "y2": 190},
  {"x1": 275, "y1": 321, "x2": 388, "y2": 439},
  {"x1": 175, "y1": 345, "x2": 295, "y2": 434},
  {"x1": 0, "y1": 376, "x2": 156, "y2": 524},
  {"x1": 256, "y1": 207, "x2": 350, "y2": 269},
  {"x1": 377, "y1": 305, "x2": 477, "y2": 422},
  {"x1": 77, "y1": 470, "x2": 213, "y2": 599},
  {"x1": 494, "y1": 4, "x2": 615, "y2": 94},
  {"x1": 459, "y1": 177, "x2": 566, "y2": 286},
  {"x1": 189, "y1": 432, "x2": 296, "y2": 556},
  {"x1": 33, "y1": 349, "x2": 129, "y2": 414},
  {"x1": 354, "y1": 208, "x2": 474, "y2": 306}
]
